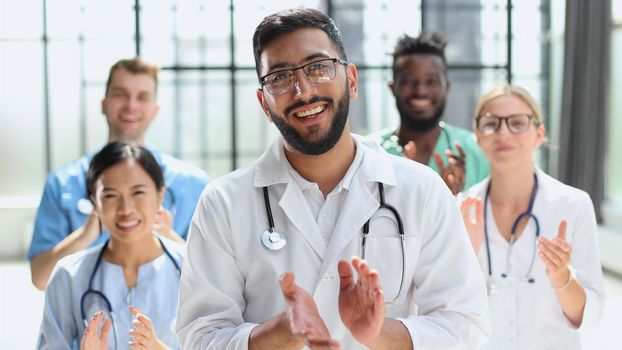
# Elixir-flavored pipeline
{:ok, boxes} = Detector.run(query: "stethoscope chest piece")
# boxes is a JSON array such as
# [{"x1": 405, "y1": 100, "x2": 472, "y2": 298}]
[
  {"x1": 261, "y1": 229, "x2": 286, "y2": 251},
  {"x1": 77, "y1": 198, "x2": 94, "y2": 215}
]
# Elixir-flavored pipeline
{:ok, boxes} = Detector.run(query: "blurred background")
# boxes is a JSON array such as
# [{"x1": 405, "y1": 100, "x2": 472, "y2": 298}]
[{"x1": 1, "y1": 0, "x2": 621, "y2": 348}]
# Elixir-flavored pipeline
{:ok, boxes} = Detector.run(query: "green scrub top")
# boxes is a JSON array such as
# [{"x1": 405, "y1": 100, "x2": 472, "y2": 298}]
[{"x1": 369, "y1": 122, "x2": 489, "y2": 190}]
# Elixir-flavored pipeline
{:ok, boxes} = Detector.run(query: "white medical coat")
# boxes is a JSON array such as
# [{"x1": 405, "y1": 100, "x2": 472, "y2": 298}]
[
  {"x1": 36, "y1": 237, "x2": 184, "y2": 349},
  {"x1": 459, "y1": 167, "x2": 605, "y2": 350},
  {"x1": 177, "y1": 134, "x2": 491, "y2": 349}
]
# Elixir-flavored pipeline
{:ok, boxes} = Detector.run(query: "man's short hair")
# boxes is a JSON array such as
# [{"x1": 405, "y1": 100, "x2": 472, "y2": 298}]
[
  {"x1": 252, "y1": 8, "x2": 347, "y2": 79},
  {"x1": 105, "y1": 57, "x2": 159, "y2": 96},
  {"x1": 392, "y1": 32, "x2": 447, "y2": 77}
]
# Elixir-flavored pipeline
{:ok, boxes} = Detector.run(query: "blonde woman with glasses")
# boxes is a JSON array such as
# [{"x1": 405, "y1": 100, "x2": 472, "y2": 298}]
[{"x1": 459, "y1": 85, "x2": 605, "y2": 349}]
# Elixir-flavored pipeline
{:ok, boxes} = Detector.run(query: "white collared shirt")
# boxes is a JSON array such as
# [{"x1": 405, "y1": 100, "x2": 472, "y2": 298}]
[{"x1": 285, "y1": 143, "x2": 364, "y2": 243}]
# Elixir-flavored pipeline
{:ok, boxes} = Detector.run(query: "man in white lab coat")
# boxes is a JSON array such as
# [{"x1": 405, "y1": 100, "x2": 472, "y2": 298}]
[{"x1": 177, "y1": 8, "x2": 491, "y2": 350}]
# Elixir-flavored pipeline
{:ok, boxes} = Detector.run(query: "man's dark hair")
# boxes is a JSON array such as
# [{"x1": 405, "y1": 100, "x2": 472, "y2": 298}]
[
  {"x1": 392, "y1": 32, "x2": 448, "y2": 77},
  {"x1": 87, "y1": 141, "x2": 164, "y2": 201},
  {"x1": 252, "y1": 8, "x2": 347, "y2": 79}
]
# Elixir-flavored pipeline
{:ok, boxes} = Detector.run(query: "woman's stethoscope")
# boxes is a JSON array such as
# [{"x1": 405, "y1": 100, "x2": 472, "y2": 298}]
[
  {"x1": 261, "y1": 182, "x2": 407, "y2": 303},
  {"x1": 79, "y1": 237, "x2": 181, "y2": 349},
  {"x1": 483, "y1": 174, "x2": 540, "y2": 293}
]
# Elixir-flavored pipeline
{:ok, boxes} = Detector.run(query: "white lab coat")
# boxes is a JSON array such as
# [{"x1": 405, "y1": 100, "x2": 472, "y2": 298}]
[
  {"x1": 459, "y1": 167, "x2": 605, "y2": 350},
  {"x1": 177, "y1": 134, "x2": 491, "y2": 349},
  {"x1": 36, "y1": 237, "x2": 184, "y2": 349}
]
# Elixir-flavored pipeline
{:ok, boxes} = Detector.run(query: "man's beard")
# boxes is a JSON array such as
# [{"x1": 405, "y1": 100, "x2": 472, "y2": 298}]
[
  {"x1": 269, "y1": 91, "x2": 350, "y2": 156},
  {"x1": 398, "y1": 98, "x2": 446, "y2": 132}
]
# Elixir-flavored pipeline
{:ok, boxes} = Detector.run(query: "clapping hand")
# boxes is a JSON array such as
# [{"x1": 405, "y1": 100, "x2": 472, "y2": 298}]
[
  {"x1": 538, "y1": 221, "x2": 572, "y2": 288},
  {"x1": 460, "y1": 197, "x2": 485, "y2": 252},
  {"x1": 338, "y1": 257, "x2": 385, "y2": 348},
  {"x1": 280, "y1": 272, "x2": 340, "y2": 350},
  {"x1": 80, "y1": 311, "x2": 111, "y2": 350},
  {"x1": 434, "y1": 142, "x2": 466, "y2": 195},
  {"x1": 128, "y1": 306, "x2": 171, "y2": 350}
]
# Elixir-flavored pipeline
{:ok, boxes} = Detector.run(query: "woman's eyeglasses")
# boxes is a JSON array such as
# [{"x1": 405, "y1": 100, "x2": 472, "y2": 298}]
[{"x1": 476, "y1": 113, "x2": 538, "y2": 135}]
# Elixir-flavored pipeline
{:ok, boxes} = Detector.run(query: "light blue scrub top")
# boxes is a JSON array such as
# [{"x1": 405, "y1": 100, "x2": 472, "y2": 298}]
[
  {"x1": 28, "y1": 146, "x2": 209, "y2": 260},
  {"x1": 36, "y1": 237, "x2": 184, "y2": 349}
]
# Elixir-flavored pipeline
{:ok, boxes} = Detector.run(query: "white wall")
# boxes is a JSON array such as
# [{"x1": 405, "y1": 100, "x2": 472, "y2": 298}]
[{"x1": 0, "y1": 197, "x2": 38, "y2": 260}]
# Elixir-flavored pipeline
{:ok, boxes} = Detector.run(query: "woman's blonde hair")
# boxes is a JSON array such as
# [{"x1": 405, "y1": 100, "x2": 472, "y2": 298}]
[{"x1": 474, "y1": 85, "x2": 544, "y2": 127}]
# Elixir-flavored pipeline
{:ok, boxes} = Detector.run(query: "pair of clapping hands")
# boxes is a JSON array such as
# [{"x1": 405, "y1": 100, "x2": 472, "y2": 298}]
[
  {"x1": 281, "y1": 257, "x2": 386, "y2": 350},
  {"x1": 460, "y1": 199, "x2": 573, "y2": 288},
  {"x1": 81, "y1": 306, "x2": 170, "y2": 350}
]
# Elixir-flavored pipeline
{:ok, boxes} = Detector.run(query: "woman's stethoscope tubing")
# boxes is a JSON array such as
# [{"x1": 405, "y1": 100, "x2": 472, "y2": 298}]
[
  {"x1": 79, "y1": 237, "x2": 181, "y2": 349},
  {"x1": 483, "y1": 173, "x2": 540, "y2": 288},
  {"x1": 261, "y1": 182, "x2": 407, "y2": 304}
]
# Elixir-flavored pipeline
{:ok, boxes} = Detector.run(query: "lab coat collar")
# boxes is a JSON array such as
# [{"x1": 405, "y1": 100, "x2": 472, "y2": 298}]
[
  {"x1": 532, "y1": 165, "x2": 565, "y2": 205},
  {"x1": 317, "y1": 136, "x2": 395, "y2": 276},
  {"x1": 252, "y1": 134, "x2": 396, "y2": 188},
  {"x1": 253, "y1": 136, "x2": 297, "y2": 188},
  {"x1": 352, "y1": 134, "x2": 396, "y2": 186},
  {"x1": 251, "y1": 134, "x2": 398, "y2": 268},
  {"x1": 466, "y1": 163, "x2": 552, "y2": 205}
]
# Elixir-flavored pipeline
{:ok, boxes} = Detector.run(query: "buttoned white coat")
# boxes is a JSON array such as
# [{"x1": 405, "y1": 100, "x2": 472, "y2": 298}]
[{"x1": 459, "y1": 167, "x2": 605, "y2": 349}]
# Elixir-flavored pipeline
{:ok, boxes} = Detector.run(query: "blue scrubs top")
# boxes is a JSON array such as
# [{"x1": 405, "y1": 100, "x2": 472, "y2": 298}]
[
  {"x1": 36, "y1": 237, "x2": 184, "y2": 349},
  {"x1": 28, "y1": 146, "x2": 209, "y2": 260}
]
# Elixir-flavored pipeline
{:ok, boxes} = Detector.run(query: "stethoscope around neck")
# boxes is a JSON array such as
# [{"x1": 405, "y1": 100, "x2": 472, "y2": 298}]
[
  {"x1": 79, "y1": 236, "x2": 181, "y2": 349},
  {"x1": 261, "y1": 182, "x2": 407, "y2": 304},
  {"x1": 483, "y1": 173, "x2": 540, "y2": 289}
]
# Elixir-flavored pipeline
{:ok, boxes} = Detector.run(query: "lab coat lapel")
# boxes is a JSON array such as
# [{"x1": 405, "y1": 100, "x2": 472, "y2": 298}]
[
  {"x1": 319, "y1": 175, "x2": 377, "y2": 278},
  {"x1": 254, "y1": 138, "x2": 326, "y2": 257},
  {"x1": 279, "y1": 183, "x2": 326, "y2": 258}
]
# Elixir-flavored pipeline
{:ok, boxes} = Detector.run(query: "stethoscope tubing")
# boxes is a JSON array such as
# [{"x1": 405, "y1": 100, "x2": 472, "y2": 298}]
[
  {"x1": 79, "y1": 236, "x2": 181, "y2": 349},
  {"x1": 362, "y1": 183, "x2": 406, "y2": 304},
  {"x1": 262, "y1": 182, "x2": 407, "y2": 303},
  {"x1": 484, "y1": 173, "x2": 540, "y2": 282}
]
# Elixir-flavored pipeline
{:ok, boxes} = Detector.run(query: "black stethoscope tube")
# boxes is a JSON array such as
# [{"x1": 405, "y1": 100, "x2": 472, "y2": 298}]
[
  {"x1": 262, "y1": 182, "x2": 407, "y2": 302},
  {"x1": 263, "y1": 187, "x2": 276, "y2": 233}
]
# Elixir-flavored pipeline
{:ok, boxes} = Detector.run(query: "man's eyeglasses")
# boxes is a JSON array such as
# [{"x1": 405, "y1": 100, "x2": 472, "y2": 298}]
[
  {"x1": 260, "y1": 58, "x2": 348, "y2": 95},
  {"x1": 476, "y1": 113, "x2": 538, "y2": 135}
]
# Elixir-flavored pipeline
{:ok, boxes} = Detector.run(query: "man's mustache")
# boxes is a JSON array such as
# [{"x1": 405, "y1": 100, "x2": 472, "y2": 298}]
[{"x1": 284, "y1": 96, "x2": 334, "y2": 117}]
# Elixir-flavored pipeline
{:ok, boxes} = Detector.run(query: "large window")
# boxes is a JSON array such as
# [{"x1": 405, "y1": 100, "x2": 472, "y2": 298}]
[{"x1": 1, "y1": 0, "x2": 553, "y2": 198}]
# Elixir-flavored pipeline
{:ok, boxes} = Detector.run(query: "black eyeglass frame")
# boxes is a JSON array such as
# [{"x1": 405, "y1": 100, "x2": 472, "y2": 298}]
[
  {"x1": 259, "y1": 57, "x2": 348, "y2": 95},
  {"x1": 475, "y1": 113, "x2": 539, "y2": 135}
]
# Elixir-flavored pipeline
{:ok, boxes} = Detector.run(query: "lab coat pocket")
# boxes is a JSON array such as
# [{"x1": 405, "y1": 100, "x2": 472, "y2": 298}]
[{"x1": 363, "y1": 212, "x2": 421, "y2": 303}]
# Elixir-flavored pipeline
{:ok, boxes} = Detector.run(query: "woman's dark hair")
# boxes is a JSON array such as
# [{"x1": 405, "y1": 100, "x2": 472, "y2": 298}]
[
  {"x1": 252, "y1": 8, "x2": 347, "y2": 79},
  {"x1": 86, "y1": 141, "x2": 164, "y2": 200}
]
